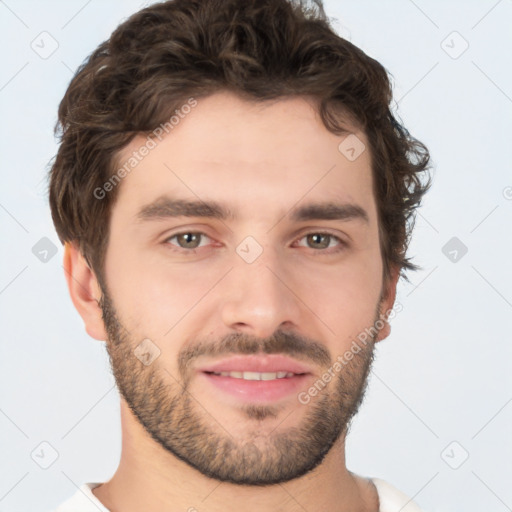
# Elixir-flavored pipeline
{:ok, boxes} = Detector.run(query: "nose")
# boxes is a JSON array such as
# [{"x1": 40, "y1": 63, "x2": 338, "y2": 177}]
[{"x1": 219, "y1": 249, "x2": 302, "y2": 339}]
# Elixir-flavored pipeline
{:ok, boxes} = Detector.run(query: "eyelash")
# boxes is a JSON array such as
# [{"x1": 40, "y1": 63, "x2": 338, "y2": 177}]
[{"x1": 163, "y1": 231, "x2": 347, "y2": 255}]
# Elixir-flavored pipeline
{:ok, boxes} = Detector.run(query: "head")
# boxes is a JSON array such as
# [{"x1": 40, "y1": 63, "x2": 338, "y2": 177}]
[{"x1": 49, "y1": 0, "x2": 431, "y2": 486}]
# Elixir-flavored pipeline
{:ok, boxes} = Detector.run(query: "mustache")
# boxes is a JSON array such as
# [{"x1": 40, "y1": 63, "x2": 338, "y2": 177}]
[{"x1": 178, "y1": 329, "x2": 332, "y2": 377}]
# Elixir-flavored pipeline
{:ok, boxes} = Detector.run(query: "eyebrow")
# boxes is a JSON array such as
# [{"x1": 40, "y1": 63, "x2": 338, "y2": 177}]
[
  {"x1": 290, "y1": 202, "x2": 369, "y2": 224},
  {"x1": 136, "y1": 196, "x2": 369, "y2": 224}
]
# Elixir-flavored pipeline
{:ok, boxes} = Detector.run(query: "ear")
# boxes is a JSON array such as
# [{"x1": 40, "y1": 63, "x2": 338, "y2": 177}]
[
  {"x1": 375, "y1": 265, "x2": 400, "y2": 342},
  {"x1": 63, "y1": 242, "x2": 107, "y2": 341}
]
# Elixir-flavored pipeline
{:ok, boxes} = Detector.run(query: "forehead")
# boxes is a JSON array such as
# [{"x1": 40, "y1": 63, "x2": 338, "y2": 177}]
[{"x1": 112, "y1": 91, "x2": 375, "y2": 221}]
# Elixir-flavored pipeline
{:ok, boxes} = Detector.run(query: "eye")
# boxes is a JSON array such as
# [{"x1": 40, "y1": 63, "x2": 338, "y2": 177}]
[
  {"x1": 295, "y1": 232, "x2": 345, "y2": 252},
  {"x1": 162, "y1": 231, "x2": 346, "y2": 254},
  {"x1": 165, "y1": 232, "x2": 211, "y2": 250}
]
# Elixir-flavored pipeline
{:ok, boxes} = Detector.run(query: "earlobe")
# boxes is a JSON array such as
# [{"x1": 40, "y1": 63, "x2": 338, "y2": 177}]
[
  {"x1": 63, "y1": 242, "x2": 107, "y2": 341},
  {"x1": 375, "y1": 266, "x2": 400, "y2": 342}
]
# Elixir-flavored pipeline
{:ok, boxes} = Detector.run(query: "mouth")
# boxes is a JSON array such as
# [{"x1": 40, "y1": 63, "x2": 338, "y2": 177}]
[{"x1": 197, "y1": 355, "x2": 314, "y2": 402}]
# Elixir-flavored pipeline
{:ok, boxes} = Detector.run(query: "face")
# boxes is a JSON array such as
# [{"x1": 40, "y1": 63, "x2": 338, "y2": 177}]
[{"x1": 98, "y1": 91, "x2": 395, "y2": 485}]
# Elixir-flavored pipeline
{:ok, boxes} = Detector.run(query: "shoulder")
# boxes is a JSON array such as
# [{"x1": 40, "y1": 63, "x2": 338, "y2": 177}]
[
  {"x1": 370, "y1": 478, "x2": 425, "y2": 512},
  {"x1": 51, "y1": 482, "x2": 110, "y2": 512}
]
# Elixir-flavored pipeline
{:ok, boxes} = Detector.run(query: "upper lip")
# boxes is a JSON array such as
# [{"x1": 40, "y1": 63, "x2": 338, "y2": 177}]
[{"x1": 198, "y1": 355, "x2": 313, "y2": 374}]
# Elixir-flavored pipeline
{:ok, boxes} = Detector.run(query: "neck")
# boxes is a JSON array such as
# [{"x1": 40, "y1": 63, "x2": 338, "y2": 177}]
[{"x1": 93, "y1": 400, "x2": 379, "y2": 512}]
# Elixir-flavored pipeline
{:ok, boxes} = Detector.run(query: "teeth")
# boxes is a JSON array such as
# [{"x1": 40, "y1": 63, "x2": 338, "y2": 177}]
[
  {"x1": 245, "y1": 371, "x2": 265, "y2": 380},
  {"x1": 212, "y1": 371, "x2": 296, "y2": 380}
]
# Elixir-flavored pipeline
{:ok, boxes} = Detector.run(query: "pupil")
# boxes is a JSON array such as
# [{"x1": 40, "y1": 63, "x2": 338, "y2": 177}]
[
  {"x1": 309, "y1": 234, "x2": 329, "y2": 249},
  {"x1": 180, "y1": 233, "x2": 199, "y2": 248}
]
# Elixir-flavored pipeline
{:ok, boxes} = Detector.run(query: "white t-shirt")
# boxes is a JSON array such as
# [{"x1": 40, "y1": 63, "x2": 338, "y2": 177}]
[{"x1": 52, "y1": 478, "x2": 425, "y2": 511}]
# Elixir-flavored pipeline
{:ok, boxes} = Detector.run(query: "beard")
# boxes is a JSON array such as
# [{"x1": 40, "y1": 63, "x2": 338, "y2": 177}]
[{"x1": 99, "y1": 287, "x2": 379, "y2": 487}]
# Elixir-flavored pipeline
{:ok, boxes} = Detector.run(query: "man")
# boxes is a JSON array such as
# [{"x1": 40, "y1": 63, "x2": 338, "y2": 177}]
[{"x1": 49, "y1": 0, "x2": 431, "y2": 510}]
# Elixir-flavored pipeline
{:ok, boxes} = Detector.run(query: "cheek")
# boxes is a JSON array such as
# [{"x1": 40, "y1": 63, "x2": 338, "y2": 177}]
[
  {"x1": 103, "y1": 240, "x2": 226, "y2": 334},
  {"x1": 291, "y1": 249, "x2": 383, "y2": 339},
  {"x1": 304, "y1": 270, "x2": 380, "y2": 333}
]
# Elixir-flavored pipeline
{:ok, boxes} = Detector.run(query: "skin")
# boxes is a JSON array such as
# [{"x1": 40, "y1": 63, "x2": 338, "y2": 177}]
[{"x1": 64, "y1": 91, "x2": 399, "y2": 512}]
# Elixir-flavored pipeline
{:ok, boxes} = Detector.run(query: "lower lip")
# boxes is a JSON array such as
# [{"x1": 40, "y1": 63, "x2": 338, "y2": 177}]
[{"x1": 199, "y1": 372, "x2": 310, "y2": 402}]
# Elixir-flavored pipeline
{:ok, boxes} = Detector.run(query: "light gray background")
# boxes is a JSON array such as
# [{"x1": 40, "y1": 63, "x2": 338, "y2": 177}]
[{"x1": 1, "y1": 1, "x2": 511, "y2": 511}]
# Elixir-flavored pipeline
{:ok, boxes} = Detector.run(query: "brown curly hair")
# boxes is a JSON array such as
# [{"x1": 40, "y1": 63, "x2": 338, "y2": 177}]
[{"x1": 48, "y1": 0, "x2": 431, "y2": 287}]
